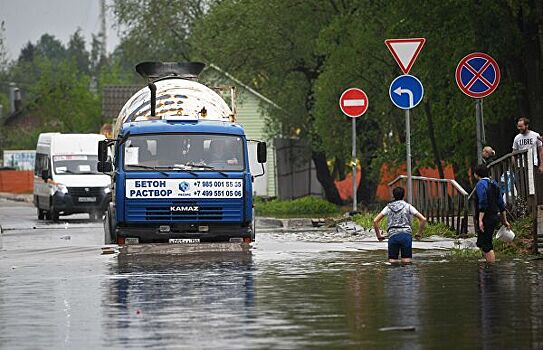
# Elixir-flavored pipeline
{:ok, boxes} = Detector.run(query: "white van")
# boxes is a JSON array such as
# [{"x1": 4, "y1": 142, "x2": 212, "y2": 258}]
[{"x1": 34, "y1": 133, "x2": 111, "y2": 221}]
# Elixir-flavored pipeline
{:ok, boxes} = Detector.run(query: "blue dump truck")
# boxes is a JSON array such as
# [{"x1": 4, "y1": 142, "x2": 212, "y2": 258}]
[{"x1": 98, "y1": 62, "x2": 266, "y2": 245}]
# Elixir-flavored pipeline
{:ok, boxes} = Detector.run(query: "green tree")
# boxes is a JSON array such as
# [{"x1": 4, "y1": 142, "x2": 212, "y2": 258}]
[
  {"x1": 111, "y1": 0, "x2": 214, "y2": 81},
  {"x1": 191, "y1": 0, "x2": 345, "y2": 203},
  {"x1": 67, "y1": 29, "x2": 91, "y2": 74}
]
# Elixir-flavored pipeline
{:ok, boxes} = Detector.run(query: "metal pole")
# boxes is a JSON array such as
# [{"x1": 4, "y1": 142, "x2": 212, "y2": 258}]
[
  {"x1": 476, "y1": 99, "x2": 482, "y2": 164},
  {"x1": 480, "y1": 98, "x2": 486, "y2": 145},
  {"x1": 406, "y1": 109, "x2": 413, "y2": 203},
  {"x1": 352, "y1": 117, "x2": 357, "y2": 212}
]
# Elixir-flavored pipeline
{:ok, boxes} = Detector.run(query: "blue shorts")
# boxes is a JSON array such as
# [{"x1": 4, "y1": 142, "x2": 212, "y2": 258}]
[{"x1": 388, "y1": 232, "x2": 413, "y2": 259}]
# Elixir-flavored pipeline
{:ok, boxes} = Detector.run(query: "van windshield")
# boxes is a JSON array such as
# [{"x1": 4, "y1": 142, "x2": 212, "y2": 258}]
[
  {"x1": 124, "y1": 134, "x2": 244, "y2": 172},
  {"x1": 53, "y1": 155, "x2": 99, "y2": 175}
]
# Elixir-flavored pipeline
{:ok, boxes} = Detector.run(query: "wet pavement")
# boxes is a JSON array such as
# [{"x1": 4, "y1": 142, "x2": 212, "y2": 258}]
[{"x1": 1, "y1": 198, "x2": 543, "y2": 349}]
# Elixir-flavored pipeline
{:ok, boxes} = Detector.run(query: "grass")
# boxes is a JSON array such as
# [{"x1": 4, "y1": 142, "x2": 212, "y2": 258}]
[
  {"x1": 254, "y1": 196, "x2": 341, "y2": 218},
  {"x1": 352, "y1": 211, "x2": 458, "y2": 238},
  {"x1": 448, "y1": 216, "x2": 535, "y2": 259},
  {"x1": 493, "y1": 216, "x2": 534, "y2": 256}
]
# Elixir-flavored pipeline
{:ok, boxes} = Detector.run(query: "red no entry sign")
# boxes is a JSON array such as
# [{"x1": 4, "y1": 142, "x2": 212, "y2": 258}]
[
  {"x1": 339, "y1": 88, "x2": 368, "y2": 118},
  {"x1": 455, "y1": 52, "x2": 500, "y2": 98}
]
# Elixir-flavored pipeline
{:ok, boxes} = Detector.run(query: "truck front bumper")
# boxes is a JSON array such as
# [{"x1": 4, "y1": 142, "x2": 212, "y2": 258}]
[{"x1": 115, "y1": 223, "x2": 253, "y2": 243}]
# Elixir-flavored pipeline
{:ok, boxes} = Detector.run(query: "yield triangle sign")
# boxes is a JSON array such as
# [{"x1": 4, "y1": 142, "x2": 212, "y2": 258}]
[{"x1": 385, "y1": 38, "x2": 426, "y2": 74}]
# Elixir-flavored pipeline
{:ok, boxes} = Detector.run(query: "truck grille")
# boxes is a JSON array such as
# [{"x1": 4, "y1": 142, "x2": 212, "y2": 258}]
[{"x1": 126, "y1": 199, "x2": 243, "y2": 223}]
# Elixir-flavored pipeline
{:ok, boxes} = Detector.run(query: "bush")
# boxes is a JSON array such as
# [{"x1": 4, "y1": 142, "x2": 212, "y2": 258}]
[
  {"x1": 493, "y1": 217, "x2": 534, "y2": 256},
  {"x1": 255, "y1": 196, "x2": 340, "y2": 217}
]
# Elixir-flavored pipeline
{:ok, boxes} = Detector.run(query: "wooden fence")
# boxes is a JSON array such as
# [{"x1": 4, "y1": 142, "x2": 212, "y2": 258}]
[{"x1": 388, "y1": 175, "x2": 469, "y2": 235}]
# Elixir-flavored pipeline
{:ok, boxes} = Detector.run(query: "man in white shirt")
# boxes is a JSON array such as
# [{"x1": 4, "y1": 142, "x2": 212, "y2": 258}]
[{"x1": 512, "y1": 117, "x2": 543, "y2": 173}]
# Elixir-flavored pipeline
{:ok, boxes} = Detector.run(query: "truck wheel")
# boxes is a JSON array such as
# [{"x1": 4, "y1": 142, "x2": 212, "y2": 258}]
[
  {"x1": 45, "y1": 210, "x2": 53, "y2": 220},
  {"x1": 104, "y1": 205, "x2": 117, "y2": 244},
  {"x1": 251, "y1": 208, "x2": 256, "y2": 242},
  {"x1": 51, "y1": 210, "x2": 60, "y2": 222},
  {"x1": 37, "y1": 209, "x2": 45, "y2": 220}
]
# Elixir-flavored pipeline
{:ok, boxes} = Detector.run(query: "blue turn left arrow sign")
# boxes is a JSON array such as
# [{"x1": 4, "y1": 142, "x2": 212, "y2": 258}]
[{"x1": 389, "y1": 75, "x2": 424, "y2": 110}]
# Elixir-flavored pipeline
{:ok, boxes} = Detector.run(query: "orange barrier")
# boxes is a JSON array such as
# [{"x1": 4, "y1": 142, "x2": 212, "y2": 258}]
[
  {"x1": 375, "y1": 163, "x2": 456, "y2": 201},
  {"x1": 335, "y1": 166, "x2": 361, "y2": 201},
  {"x1": 375, "y1": 163, "x2": 407, "y2": 201},
  {"x1": 0, "y1": 170, "x2": 34, "y2": 193}
]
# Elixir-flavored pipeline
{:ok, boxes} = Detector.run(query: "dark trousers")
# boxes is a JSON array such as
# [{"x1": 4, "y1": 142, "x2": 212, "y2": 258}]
[{"x1": 476, "y1": 214, "x2": 499, "y2": 253}]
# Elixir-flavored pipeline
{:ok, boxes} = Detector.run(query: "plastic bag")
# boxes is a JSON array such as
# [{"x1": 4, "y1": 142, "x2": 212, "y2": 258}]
[{"x1": 496, "y1": 225, "x2": 515, "y2": 242}]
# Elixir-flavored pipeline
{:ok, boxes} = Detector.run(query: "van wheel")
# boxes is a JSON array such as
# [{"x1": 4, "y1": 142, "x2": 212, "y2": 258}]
[{"x1": 37, "y1": 209, "x2": 45, "y2": 220}]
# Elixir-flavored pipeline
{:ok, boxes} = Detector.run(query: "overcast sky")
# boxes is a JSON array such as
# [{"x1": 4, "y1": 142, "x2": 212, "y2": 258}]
[{"x1": 0, "y1": 0, "x2": 121, "y2": 60}]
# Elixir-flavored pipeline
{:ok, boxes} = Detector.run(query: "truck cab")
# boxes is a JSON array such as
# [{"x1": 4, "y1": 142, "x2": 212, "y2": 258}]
[{"x1": 100, "y1": 62, "x2": 266, "y2": 245}]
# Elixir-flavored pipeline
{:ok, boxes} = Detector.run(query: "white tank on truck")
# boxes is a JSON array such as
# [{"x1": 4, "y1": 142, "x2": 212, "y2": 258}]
[{"x1": 114, "y1": 62, "x2": 233, "y2": 135}]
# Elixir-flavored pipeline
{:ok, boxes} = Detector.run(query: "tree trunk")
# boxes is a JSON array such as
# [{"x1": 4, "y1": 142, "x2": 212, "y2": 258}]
[
  {"x1": 312, "y1": 151, "x2": 343, "y2": 205},
  {"x1": 424, "y1": 101, "x2": 445, "y2": 179}
]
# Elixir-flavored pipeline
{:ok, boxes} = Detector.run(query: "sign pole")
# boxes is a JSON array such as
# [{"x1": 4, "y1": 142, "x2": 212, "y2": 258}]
[
  {"x1": 339, "y1": 87, "x2": 367, "y2": 213},
  {"x1": 476, "y1": 98, "x2": 482, "y2": 164},
  {"x1": 352, "y1": 117, "x2": 357, "y2": 212},
  {"x1": 480, "y1": 98, "x2": 486, "y2": 144},
  {"x1": 405, "y1": 108, "x2": 413, "y2": 203}
]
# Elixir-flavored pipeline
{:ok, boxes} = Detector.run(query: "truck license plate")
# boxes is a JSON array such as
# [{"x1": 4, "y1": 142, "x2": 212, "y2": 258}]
[
  {"x1": 169, "y1": 238, "x2": 200, "y2": 244},
  {"x1": 78, "y1": 197, "x2": 96, "y2": 202}
]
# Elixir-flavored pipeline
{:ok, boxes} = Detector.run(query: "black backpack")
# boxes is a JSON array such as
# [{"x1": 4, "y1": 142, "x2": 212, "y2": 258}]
[{"x1": 484, "y1": 179, "x2": 501, "y2": 214}]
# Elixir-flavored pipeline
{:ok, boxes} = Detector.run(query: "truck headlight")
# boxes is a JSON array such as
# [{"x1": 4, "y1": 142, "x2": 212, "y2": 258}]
[{"x1": 104, "y1": 186, "x2": 111, "y2": 194}]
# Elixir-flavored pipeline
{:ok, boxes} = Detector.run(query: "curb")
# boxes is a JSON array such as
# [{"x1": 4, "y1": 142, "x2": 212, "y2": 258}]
[
  {"x1": 256, "y1": 217, "x2": 330, "y2": 229},
  {"x1": 0, "y1": 192, "x2": 33, "y2": 203}
]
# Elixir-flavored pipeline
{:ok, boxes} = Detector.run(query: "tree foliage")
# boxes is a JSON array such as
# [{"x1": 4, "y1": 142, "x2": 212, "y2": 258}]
[
  {"x1": 189, "y1": 0, "x2": 542, "y2": 201},
  {"x1": 1, "y1": 31, "x2": 129, "y2": 150}
]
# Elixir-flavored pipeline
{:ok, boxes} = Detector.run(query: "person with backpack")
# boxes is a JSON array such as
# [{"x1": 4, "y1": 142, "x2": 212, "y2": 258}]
[
  {"x1": 473, "y1": 164, "x2": 511, "y2": 263},
  {"x1": 373, "y1": 187, "x2": 427, "y2": 264}
]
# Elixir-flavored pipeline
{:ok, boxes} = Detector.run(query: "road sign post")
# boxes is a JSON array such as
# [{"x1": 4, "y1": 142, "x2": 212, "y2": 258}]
[
  {"x1": 388, "y1": 74, "x2": 424, "y2": 204},
  {"x1": 455, "y1": 52, "x2": 500, "y2": 164},
  {"x1": 405, "y1": 109, "x2": 412, "y2": 203},
  {"x1": 385, "y1": 38, "x2": 425, "y2": 204},
  {"x1": 476, "y1": 99, "x2": 482, "y2": 163},
  {"x1": 339, "y1": 88, "x2": 369, "y2": 212}
]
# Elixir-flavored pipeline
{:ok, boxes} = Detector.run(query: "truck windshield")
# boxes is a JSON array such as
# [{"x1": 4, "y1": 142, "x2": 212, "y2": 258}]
[
  {"x1": 53, "y1": 155, "x2": 99, "y2": 175},
  {"x1": 124, "y1": 134, "x2": 244, "y2": 172}
]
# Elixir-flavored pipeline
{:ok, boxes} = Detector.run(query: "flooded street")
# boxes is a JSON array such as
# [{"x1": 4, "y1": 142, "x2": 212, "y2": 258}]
[{"x1": 1, "y1": 199, "x2": 543, "y2": 349}]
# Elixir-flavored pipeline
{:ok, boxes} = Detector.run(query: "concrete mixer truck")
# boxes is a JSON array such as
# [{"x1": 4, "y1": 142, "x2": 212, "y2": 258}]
[{"x1": 98, "y1": 62, "x2": 266, "y2": 245}]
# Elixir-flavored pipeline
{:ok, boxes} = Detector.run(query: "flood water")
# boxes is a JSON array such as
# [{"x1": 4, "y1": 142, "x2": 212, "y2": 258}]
[
  {"x1": 2, "y1": 243, "x2": 542, "y2": 349},
  {"x1": 1, "y1": 204, "x2": 543, "y2": 349}
]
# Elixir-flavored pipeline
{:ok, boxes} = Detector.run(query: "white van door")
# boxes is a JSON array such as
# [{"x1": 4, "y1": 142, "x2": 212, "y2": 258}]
[{"x1": 34, "y1": 153, "x2": 52, "y2": 209}]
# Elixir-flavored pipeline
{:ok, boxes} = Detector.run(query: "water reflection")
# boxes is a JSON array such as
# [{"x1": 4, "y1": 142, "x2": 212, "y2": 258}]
[{"x1": 102, "y1": 252, "x2": 256, "y2": 349}]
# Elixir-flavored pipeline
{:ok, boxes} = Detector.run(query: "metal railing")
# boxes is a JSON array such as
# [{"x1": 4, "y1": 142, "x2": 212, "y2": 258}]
[
  {"x1": 484, "y1": 149, "x2": 536, "y2": 218},
  {"x1": 388, "y1": 175, "x2": 469, "y2": 235}
]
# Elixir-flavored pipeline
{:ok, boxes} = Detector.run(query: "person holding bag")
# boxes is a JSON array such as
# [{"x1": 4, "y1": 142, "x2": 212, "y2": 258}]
[{"x1": 473, "y1": 165, "x2": 511, "y2": 263}]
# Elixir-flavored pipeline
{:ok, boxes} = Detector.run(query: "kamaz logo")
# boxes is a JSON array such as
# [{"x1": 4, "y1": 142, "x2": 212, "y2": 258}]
[{"x1": 170, "y1": 206, "x2": 199, "y2": 212}]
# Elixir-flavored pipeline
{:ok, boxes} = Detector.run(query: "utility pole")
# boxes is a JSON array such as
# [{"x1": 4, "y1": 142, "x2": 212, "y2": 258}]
[{"x1": 99, "y1": 0, "x2": 107, "y2": 58}]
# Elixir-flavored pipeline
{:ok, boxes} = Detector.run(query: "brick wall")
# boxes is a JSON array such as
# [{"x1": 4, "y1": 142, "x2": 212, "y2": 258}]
[{"x1": 0, "y1": 170, "x2": 33, "y2": 193}]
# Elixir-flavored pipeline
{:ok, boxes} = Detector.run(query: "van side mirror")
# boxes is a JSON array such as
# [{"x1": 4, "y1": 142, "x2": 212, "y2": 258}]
[
  {"x1": 98, "y1": 140, "x2": 108, "y2": 162},
  {"x1": 41, "y1": 169, "x2": 49, "y2": 182},
  {"x1": 257, "y1": 142, "x2": 267, "y2": 163},
  {"x1": 98, "y1": 161, "x2": 113, "y2": 173}
]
